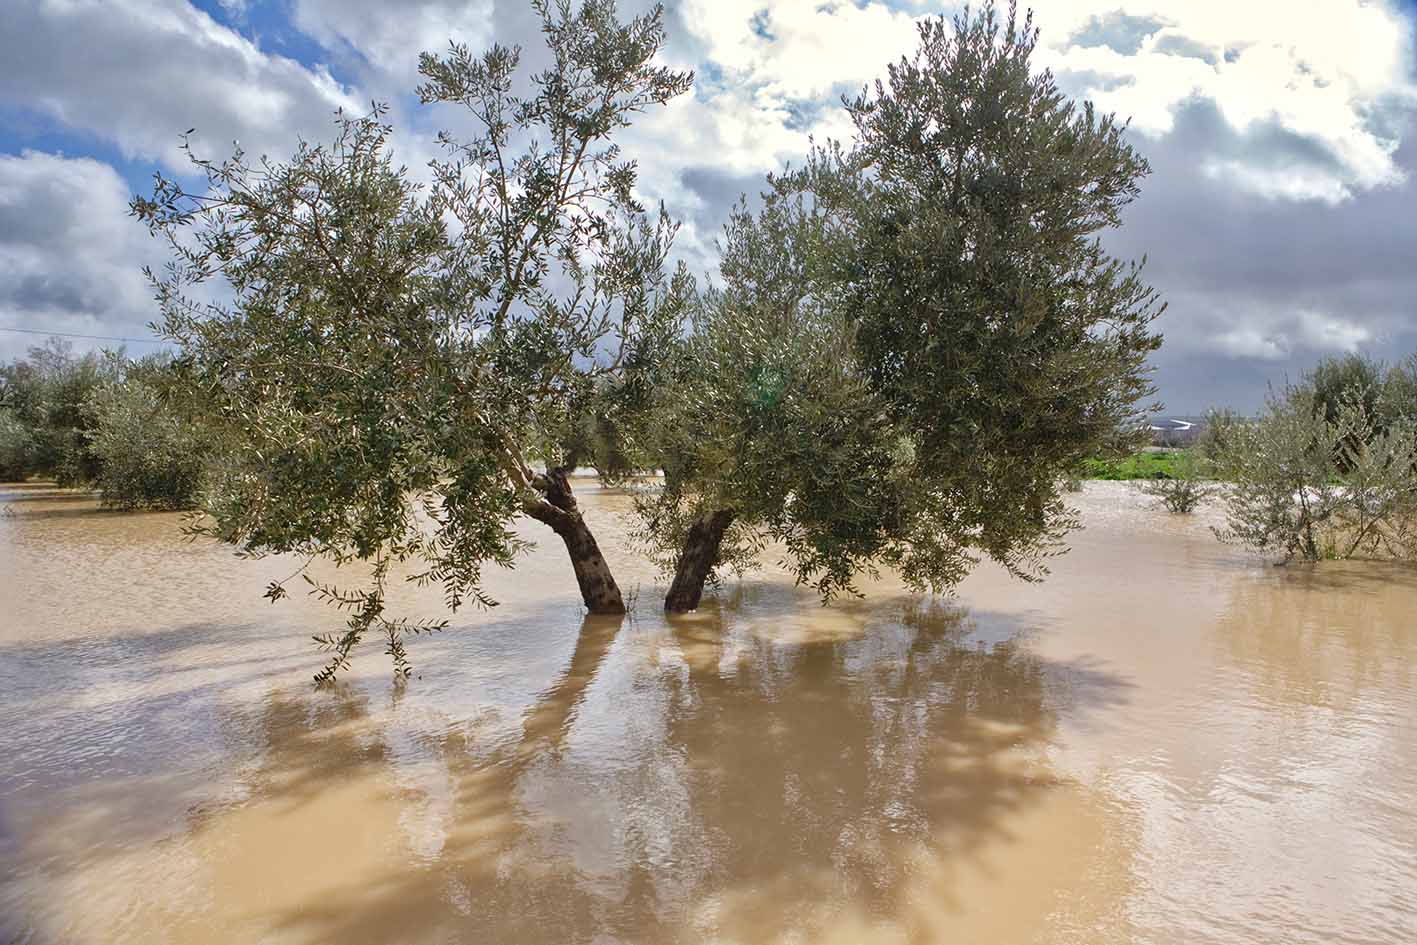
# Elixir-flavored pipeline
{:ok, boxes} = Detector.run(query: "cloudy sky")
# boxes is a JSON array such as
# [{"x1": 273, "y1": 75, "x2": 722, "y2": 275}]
[{"x1": 2, "y1": 0, "x2": 1416, "y2": 411}]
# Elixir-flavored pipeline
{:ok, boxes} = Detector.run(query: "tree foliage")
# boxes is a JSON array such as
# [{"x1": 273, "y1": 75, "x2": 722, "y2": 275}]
[
  {"x1": 640, "y1": 1, "x2": 1163, "y2": 610},
  {"x1": 634, "y1": 197, "x2": 912, "y2": 606},
  {"x1": 0, "y1": 338, "x2": 115, "y2": 484},
  {"x1": 0, "y1": 341, "x2": 209, "y2": 507},
  {"x1": 131, "y1": 0, "x2": 692, "y2": 679},
  {"x1": 1216, "y1": 381, "x2": 1417, "y2": 562},
  {"x1": 1136, "y1": 450, "x2": 1216, "y2": 514},
  {"x1": 84, "y1": 354, "x2": 208, "y2": 511},
  {"x1": 828, "y1": 2, "x2": 1162, "y2": 561}
]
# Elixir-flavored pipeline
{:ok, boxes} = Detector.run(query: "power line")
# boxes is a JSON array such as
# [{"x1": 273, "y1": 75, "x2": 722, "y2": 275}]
[{"x1": 0, "y1": 326, "x2": 166, "y2": 345}]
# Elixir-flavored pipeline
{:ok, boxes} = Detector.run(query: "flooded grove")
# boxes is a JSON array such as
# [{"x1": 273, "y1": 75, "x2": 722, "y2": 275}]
[{"x1": 1, "y1": 478, "x2": 1415, "y2": 945}]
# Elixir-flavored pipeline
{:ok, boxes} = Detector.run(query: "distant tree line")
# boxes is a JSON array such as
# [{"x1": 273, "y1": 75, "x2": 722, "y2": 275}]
[{"x1": 0, "y1": 338, "x2": 207, "y2": 510}]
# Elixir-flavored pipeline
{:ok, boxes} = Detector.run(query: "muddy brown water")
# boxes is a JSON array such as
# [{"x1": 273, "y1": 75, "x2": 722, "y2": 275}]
[{"x1": 1, "y1": 480, "x2": 1414, "y2": 944}]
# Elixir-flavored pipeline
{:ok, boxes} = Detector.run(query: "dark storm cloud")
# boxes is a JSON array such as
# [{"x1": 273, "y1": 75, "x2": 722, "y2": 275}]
[
  {"x1": 1105, "y1": 100, "x2": 1417, "y2": 411},
  {"x1": 1, "y1": 274, "x2": 96, "y2": 316}
]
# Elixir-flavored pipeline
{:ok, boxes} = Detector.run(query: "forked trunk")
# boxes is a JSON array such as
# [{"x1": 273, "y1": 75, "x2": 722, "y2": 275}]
[
  {"x1": 524, "y1": 466, "x2": 626, "y2": 615},
  {"x1": 664, "y1": 509, "x2": 736, "y2": 613}
]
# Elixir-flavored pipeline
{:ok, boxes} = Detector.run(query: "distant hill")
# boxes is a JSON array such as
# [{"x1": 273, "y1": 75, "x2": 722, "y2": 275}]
[{"x1": 1145, "y1": 415, "x2": 1207, "y2": 446}]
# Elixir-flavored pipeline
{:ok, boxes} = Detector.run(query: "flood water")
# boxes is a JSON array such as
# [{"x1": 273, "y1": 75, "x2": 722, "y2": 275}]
[{"x1": 2, "y1": 479, "x2": 1415, "y2": 944}]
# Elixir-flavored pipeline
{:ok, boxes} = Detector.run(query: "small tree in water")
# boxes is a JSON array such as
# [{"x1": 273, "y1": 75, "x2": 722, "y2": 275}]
[
  {"x1": 642, "y1": 2, "x2": 1163, "y2": 611},
  {"x1": 1216, "y1": 383, "x2": 1417, "y2": 562},
  {"x1": 132, "y1": 0, "x2": 692, "y2": 679},
  {"x1": 1136, "y1": 451, "x2": 1216, "y2": 514}
]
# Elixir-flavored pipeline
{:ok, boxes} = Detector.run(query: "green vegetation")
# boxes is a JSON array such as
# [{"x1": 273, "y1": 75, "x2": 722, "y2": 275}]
[
  {"x1": 85, "y1": 356, "x2": 209, "y2": 511},
  {"x1": 637, "y1": 3, "x2": 1163, "y2": 610},
  {"x1": 0, "y1": 337, "x2": 113, "y2": 484},
  {"x1": 0, "y1": 341, "x2": 205, "y2": 510},
  {"x1": 1215, "y1": 359, "x2": 1417, "y2": 562},
  {"x1": 1081, "y1": 451, "x2": 1187, "y2": 480},
  {"x1": 1136, "y1": 450, "x2": 1217, "y2": 514},
  {"x1": 133, "y1": 0, "x2": 693, "y2": 677},
  {"x1": 631, "y1": 195, "x2": 913, "y2": 609}
]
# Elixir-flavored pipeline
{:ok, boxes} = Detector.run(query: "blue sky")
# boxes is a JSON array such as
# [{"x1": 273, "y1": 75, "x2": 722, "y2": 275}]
[{"x1": 3, "y1": 0, "x2": 1417, "y2": 411}]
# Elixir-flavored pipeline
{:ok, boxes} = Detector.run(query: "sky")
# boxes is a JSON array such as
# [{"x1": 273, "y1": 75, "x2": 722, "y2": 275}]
[{"x1": 2, "y1": 0, "x2": 1416, "y2": 412}]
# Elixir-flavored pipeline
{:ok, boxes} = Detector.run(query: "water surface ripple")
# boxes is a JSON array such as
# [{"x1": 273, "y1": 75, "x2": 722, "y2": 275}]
[{"x1": 2, "y1": 480, "x2": 1414, "y2": 944}]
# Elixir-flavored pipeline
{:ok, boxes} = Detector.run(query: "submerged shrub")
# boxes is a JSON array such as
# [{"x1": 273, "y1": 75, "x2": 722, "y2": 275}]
[
  {"x1": 1137, "y1": 451, "x2": 1217, "y2": 514},
  {"x1": 1215, "y1": 385, "x2": 1417, "y2": 562}
]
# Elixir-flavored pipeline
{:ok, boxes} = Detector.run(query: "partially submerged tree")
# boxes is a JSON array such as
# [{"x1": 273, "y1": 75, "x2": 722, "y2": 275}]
[
  {"x1": 642, "y1": 1, "x2": 1163, "y2": 611},
  {"x1": 635, "y1": 196, "x2": 911, "y2": 611},
  {"x1": 1136, "y1": 450, "x2": 1216, "y2": 514},
  {"x1": 1217, "y1": 379, "x2": 1417, "y2": 562},
  {"x1": 132, "y1": 0, "x2": 692, "y2": 678},
  {"x1": 0, "y1": 338, "x2": 115, "y2": 484},
  {"x1": 84, "y1": 354, "x2": 209, "y2": 511}
]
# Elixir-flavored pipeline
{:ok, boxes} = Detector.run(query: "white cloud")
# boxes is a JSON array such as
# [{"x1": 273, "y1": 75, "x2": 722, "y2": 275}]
[
  {"x1": 1036, "y1": 0, "x2": 1417, "y2": 202},
  {"x1": 289, "y1": 0, "x2": 495, "y2": 83},
  {"x1": 0, "y1": 0, "x2": 362, "y2": 173},
  {"x1": 0, "y1": 152, "x2": 161, "y2": 361},
  {"x1": 613, "y1": 0, "x2": 923, "y2": 264},
  {"x1": 1202, "y1": 159, "x2": 1351, "y2": 205},
  {"x1": 1167, "y1": 299, "x2": 1376, "y2": 361},
  {"x1": 677, "y1": 0, "x2": 920, "y2": 101}
]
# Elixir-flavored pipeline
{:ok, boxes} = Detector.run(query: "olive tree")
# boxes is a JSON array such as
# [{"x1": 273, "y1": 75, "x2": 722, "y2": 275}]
[
  {"x1": 1136, "y1": 451, "x2": 1216, "y2": 514},
  {"x1": 0, "y1": 338, "x2": 115, "y2": 484},
  {"x1": 1381, "y1": 354, "x2": 1417, "y2": 422},
  {"x1": 1217, "y1": 382, "x2": 1417, "y2": 562},
  {"x1": 132, "y1": 0, "x2": 692, "y2": 679},
  {"x1": 84, "y1": 354, "x2": 208, "y2": 511},
  {"x1": 642, "y1": 2, "x2": 1163, "y2": 611},
  {"x1": 636, "y1": 196, "x2": 912, "y2": 611}
]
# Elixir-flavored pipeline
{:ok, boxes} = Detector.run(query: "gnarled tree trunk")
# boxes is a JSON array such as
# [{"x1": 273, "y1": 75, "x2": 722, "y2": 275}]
[
  {"x1": 523, "y1": 466, "x2": 626, "y2": 614},
  {"x1": 664, "y1": 508, "x2": 736, "y2": 613}
]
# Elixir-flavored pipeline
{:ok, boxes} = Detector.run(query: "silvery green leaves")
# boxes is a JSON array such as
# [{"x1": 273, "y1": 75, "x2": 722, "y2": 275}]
[
  {"x1": 83, "y1": 354, "x2": 208, "y2": 511},
  {"x1": 0, "y1": 338, "x2": 117, "y2": 485},
  {"x1": 641, "y1": 2, "x2": 1161, "y2": 610},
  {"x1": 1136, "y1": 451, "x2": 1218, "y2": 514},
  {"x1": 132, "y1": 2, "x2": 690, "y2": 678},
  {"x1": 823, "y1": 2, "x2": 1162, "y2": 570},
  {"x1": 633, "y1": 185, "x2": 919, "y2": 610},
  {"x1": 1216, "y1": 373, "x2": 1417, "y2": 563}
]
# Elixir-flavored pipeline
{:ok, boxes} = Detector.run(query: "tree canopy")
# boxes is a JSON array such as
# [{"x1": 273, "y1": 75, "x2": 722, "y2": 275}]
[
  {"x1": 639, "y1": 1, "x2": 1164, "y2": 611},
  {"x1": 127, "y1": 0, "x2": 1168, "y2": 676},
  {"x1": 132, "y1": 0, "x2": 692, "y2": 680}
]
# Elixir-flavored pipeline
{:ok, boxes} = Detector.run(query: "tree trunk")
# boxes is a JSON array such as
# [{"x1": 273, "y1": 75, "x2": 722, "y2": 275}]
[
  {"x1": 664, "y1": 509, "x2": 736, "y2": 613},
  {"x1": 524, "y1": 466, "x2": 626, "y2": 614}
]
